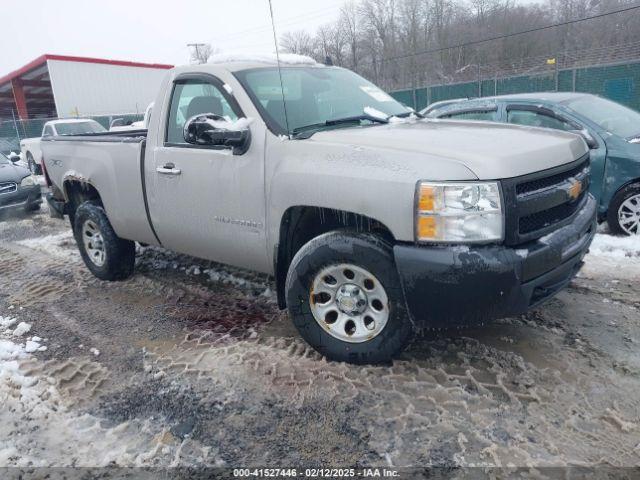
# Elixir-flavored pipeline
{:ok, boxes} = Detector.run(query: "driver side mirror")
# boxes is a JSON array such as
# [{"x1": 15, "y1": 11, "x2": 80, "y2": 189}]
[
  {"x1": 8, "y1": 152, "x2": 21, "y2": 164},
  {"x1": 183, "y1": 114, "x2": 251, "y2": 155},
  {"x1": 570, "y1": 128, "x2": 598, "y2": 149}
]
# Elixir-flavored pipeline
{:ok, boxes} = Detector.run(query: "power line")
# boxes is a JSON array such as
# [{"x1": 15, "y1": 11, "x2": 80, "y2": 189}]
[
  {"x1": 384, "y1": 3, "x2": 640, "y2": 62},
  {"x1": 204, "y1": 2, "x2": 344, "y2": 46}
]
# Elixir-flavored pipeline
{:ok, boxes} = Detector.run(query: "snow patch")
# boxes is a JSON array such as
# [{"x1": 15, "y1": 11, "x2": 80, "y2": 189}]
[
  {"x1": 204, "y1": 116, "x2": 253, "y2": 132},
  {"x1": 589, "y1": 233, "x2": 640, "y2": 259},
  {"x1": 208, "y1": 52, "x2": 318, "y2": 66},
  {"x1": 364, "y1": 106, "x2": 388, "y2": 121},
  {"x1": 0, "y1": 316, "x2": 17, "y2": 329},
  {"x1": 17, "y1": 231, "x2": 78, "y2": 262},
  {"x1": 0, "y1": 339, "x2": 25, "y2": 361},
  {"x1": 24, "y1": 340, "x2": 41, "y2": 354},
  {"x1": 12, "y1": 322, "x2": 31, "y2": 337}
]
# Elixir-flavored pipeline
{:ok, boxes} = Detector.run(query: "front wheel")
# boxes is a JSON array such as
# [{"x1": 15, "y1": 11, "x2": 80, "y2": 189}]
[
  {"x1": 73, "y1": 201, "x2": 135, "y2": 281},
  {"x1": 285, "y1": 231, "x2": 413, "y2": 364},
  {"x1": 607, "y1": 183, "x2": 640, "y2": 235}
]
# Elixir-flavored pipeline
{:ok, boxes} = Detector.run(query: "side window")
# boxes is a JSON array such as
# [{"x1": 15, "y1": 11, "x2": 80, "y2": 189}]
[
  {"x1": 166, "y1": 79, "x2": 238, "y2": 144},
  {"x1": 507, "y1": 109, "x2": 571, "y2": 131},
  {"x1": 43, "y1": 126, "x2": 54, "y2": 137},
  {"x1": 443, "y1": 110, "x2": 496, "y2": 121}
]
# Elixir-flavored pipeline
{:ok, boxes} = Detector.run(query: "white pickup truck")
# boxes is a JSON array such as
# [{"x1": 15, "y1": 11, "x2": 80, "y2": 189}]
[
  {"x1": 20, "y1": 119, "x2": 106, "y2": 174},
  {"x1": 41, "y1": 55, "x2": 596, "y2": 363}
]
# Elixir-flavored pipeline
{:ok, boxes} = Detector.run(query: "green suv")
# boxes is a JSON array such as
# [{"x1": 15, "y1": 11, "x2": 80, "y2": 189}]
[{"x1": 424, "y1": 93, "x2": 640, "y2": 235}]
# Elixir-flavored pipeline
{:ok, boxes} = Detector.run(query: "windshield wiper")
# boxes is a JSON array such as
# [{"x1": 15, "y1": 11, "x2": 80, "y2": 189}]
[
  {"x1": 394, "y1": 110, "x2": 424, "y2": 119},
  {"x1": 326, "y1": 114, "x2": 389, "y2": 126},
  {"x1": 292, "y1": 114, "x2": 389, "y2": 138}
]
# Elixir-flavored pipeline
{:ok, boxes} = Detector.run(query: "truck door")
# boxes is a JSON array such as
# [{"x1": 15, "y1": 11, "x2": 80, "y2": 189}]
[{"x1": 146, "y1": 73, "x2": 269, "y2": 272}]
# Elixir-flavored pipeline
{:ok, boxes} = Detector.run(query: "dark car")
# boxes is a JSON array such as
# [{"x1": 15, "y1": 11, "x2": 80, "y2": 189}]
[
  {"x1": 0, "y1": 152, "x2": 42, "y2": 216},
  {"x1": 423, "y1": 92, "x2": 640, "y2": 235}
]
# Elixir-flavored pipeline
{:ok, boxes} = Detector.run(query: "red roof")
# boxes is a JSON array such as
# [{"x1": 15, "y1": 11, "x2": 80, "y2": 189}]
[{"x1": 0, "y1": 54, "x2": 174, "y2": 87}]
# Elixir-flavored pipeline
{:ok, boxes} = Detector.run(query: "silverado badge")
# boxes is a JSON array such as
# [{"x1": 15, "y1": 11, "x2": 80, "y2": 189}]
[{"x1": 568, "y1": 179, "x2": 583, "y2": 200}]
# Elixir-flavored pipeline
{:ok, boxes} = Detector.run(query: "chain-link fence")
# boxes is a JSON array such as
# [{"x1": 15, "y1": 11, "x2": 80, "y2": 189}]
[
  {"x1": 0, "y1": 112, "x2": 144, "y2": 155},
  {"x1": 389, "y1": 41, "x2": 640, "y2": 112}
]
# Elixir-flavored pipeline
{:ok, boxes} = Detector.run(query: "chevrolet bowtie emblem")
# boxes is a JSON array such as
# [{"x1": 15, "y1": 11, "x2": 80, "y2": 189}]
[{"x1": 568, "y1": 179, "x2": 583, "y2": 200}]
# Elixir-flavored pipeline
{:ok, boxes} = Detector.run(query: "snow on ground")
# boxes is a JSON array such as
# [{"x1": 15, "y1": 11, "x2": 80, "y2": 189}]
[
  {"x1": 589, "y1": 233, "x2": 640, "y2": 259},
  {"x1": 16, "y1": 230, "x2": 78, "y2": 262},
  {"x1": 0, "y1": 308, "x2": 190, "y2": 467},
  {"x1": 583, "y1": 232, "x2": 640, "y2": 280}
]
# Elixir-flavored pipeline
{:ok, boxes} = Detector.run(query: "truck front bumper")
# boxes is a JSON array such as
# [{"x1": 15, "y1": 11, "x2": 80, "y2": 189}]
[
  {"x1": 394, "y1": 194, "x2": 597, "y2": 328},
  {"x1": 0, "y1": 184, "x2": 42, "y2": 212}
]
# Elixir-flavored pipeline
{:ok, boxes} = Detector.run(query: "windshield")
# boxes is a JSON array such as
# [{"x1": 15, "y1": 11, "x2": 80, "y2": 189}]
[
  {"x1": 235, "y1": 66, "x2": 411, "y2": 135},
  {"x1": 0, "y1": 153, "x2": 10, "y2": 165},
  {"x1": 55, "y1": 121, "x2": 106, "y2": 136},
  {"x1": 563, "y1": 96, "x2": 640, "y2": 139}
]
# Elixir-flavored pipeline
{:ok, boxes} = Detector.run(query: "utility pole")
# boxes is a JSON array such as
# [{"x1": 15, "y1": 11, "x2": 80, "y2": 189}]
[{"x1": 187, "y1": 43, "x2": 207, "y2": 64}]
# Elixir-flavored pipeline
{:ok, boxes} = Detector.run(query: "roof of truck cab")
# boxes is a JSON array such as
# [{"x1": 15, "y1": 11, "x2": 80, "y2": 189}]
[{"x1": 173, "y1": 53, "x2": 325, "y2": 74}]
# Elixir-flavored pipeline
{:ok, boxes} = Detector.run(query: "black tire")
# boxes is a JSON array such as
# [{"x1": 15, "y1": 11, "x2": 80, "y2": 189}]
[
  {"x1": 73, "y1": 201, "x2": 135, "y2": 281},
  {"x1": 25, "y1": 202, "x2": 41, "y2": 212},
  {"x1": 285, "y1": 231, "x2": 413, "y2": 364},
  {"x1": 26, "y1": 153, "x2": 42, "y2": 175},
  {"x1": 607, "y1": 183, "x2": 640, "y2": 236}
]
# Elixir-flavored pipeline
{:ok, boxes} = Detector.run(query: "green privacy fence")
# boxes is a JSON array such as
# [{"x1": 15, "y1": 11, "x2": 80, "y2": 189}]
[
  {"x1": 0, "y1": 113, "x2": 143, "y2": 154},
  {"x1": 391, "y1": 60, "x2": 640, "y2": 112}
]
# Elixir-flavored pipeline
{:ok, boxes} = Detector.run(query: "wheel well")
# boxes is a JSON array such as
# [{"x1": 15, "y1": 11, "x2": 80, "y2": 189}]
[
  {"x1": 604, "y1": 177, "x2": 640, "y2": 214},
  {"x1": 64, "y1": 180, "x2": 102, "y2": 219},
  {"x1": 274, "y1": 206, "x2": 395, "y2": 309}
]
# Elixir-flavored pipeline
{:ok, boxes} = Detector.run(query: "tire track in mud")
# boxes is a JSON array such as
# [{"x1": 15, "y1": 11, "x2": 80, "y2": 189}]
[
  {"x1": 3, "y1": 219, "x2": 640, "y2": 467},
  {"x1": 143, "y1": 316, "x2": 640, "y2": 467}
]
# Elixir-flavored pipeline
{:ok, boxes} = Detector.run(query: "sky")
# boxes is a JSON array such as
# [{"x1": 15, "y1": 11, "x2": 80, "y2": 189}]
[
  {"x1": 1, "y1": 0, "x2": 543, "y2": 76},
  {"x1": 0, "y1": 0, "x2": 346, "y2": 75}
]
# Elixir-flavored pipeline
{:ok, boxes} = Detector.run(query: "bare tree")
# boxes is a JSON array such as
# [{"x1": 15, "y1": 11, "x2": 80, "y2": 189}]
[
  {"x1": 188, "y1": 44, "x2": 216, "y2": 64},
  {"x1": 278, "y1": 0, "x2": 640, "y2": 92},
  {"x1": 339, "y1": 1, "x2": 361, "y2": 69},
  {"x1": 280, "y1": 30, "x2": 317, "y2": 56}
]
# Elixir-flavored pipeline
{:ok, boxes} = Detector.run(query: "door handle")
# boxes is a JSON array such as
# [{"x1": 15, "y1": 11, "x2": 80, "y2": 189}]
[{"x1": 156, "y1": 163, "x2": 181, "y2": 175}]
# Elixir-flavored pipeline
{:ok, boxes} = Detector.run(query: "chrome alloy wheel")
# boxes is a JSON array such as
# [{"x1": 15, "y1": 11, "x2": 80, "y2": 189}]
[
  {"x1": 618, "y1": 193, "x2": 640, "y2": 235},
  {"x1": 82, "y1": 220, "x2": 106, "y2": 267},
  {"x1": 309, "y1": 264, "x2": 389, "y2": 343}
]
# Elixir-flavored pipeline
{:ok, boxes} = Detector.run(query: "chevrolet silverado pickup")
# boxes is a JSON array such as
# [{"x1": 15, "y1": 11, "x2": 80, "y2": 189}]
[{"x1": 41, "y1": 54, "x2": 596, "y2": 364}]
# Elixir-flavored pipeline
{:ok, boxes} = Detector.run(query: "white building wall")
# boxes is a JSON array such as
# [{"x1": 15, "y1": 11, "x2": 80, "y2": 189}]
[{"x1": 47, "y1": 59, "x2": 169, "y2": 117}]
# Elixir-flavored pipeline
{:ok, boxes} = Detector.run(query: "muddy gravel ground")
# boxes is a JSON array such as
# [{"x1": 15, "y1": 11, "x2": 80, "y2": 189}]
[{"x1": 1, "y1": 207, "x2": 639, "y2": 476}]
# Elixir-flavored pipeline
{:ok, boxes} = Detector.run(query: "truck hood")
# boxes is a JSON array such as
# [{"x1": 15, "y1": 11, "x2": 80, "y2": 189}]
[{"x1": 309, "y1": 119, "x2": 588, "y2": 179}]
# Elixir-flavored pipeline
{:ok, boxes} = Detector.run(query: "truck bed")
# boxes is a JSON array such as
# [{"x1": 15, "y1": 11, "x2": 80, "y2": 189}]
[
  {"x1": 41, "y1": 130, "x2": 158, "y2": 246},
  {"x1": 44, "y1": 129, "x2": 148, "y2": 143}
]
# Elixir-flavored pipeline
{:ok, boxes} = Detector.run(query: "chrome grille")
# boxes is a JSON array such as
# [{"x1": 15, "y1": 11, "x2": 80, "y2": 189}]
[
  {"x1": 0, "y1": 182, "x2": 17, "y2": 195},
  {"x1": 503, "y1": 155, "x2": 591, "y2": 245}
]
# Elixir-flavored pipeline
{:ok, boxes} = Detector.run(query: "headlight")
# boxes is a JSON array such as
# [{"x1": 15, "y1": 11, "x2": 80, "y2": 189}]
[
  {"x1": 20, "y1": 175, "x2": 36, "y2": 187},
  {"x1": 416, "y1": 181, "x2": 503, "y2": 243}
]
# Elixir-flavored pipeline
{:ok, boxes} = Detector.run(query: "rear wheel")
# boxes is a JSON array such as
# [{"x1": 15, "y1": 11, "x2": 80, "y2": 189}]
[
  {"x1": 285, "y1": 231, "x2": 413, "y2": 364},
  {"x1": 73, "y1": 201, "x2": 135, "y2": 280},
  {"x1": 607, "y1": 183, "x2": 640, "y2": 235}
]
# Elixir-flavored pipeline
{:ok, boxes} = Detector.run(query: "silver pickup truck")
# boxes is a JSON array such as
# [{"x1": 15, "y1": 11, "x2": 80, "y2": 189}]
[{"x1": 42, "y1": 55, "x2": 596, "y2": 364}]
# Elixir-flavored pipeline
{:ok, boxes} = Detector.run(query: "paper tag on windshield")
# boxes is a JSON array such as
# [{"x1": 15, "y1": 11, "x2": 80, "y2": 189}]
[{"x1": 360, "y1": 86, "x2": 394, "y2": 102}]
